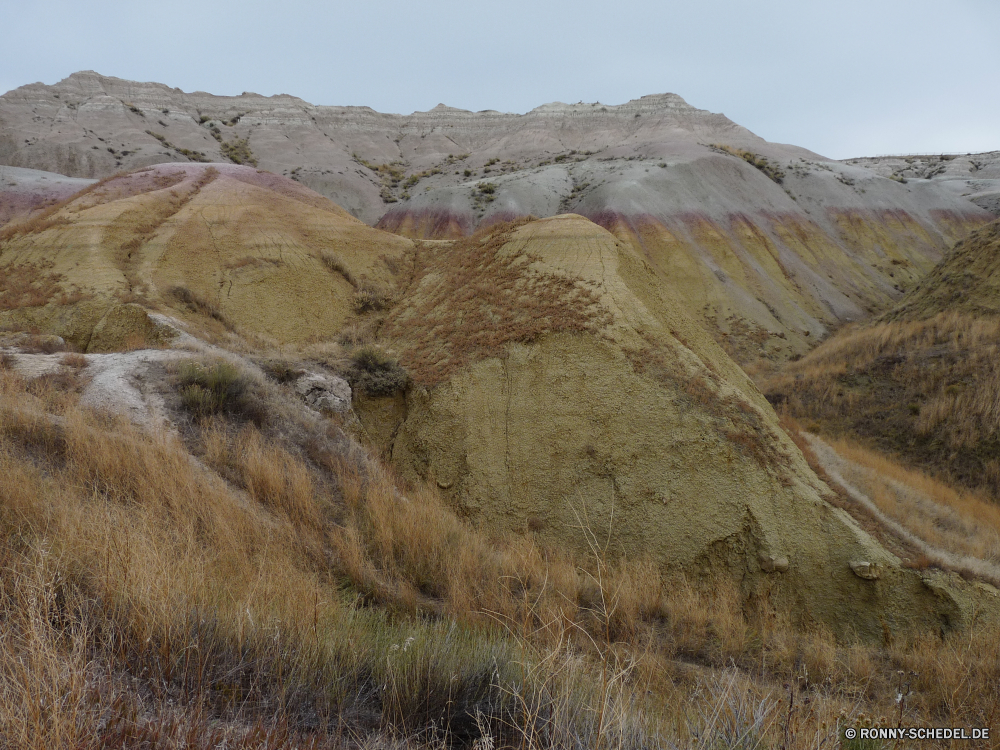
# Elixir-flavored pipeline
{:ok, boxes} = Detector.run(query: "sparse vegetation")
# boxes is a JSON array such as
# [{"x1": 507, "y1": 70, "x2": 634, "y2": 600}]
[
  {"x1": 710, "y1": 144, "x2": 786, "y2": 184},
  {"x1": 382, "y1": 219, "x2": 612, "y2": 386},
  {"x1": 219, "y1": 137, "x2": 257, "y2": 166},
  {"x1": 144, "y1": 129, "x2": 210, "y2": 162},
  {"x1": 348, "y1": 345, "x2": 409, "y2": 396},
  {"x1": 259, "y1": 358, "x2": 304, "y2": 384},
  {"x1": 0, "y1": 262, "x2": 76, "y2": 311},
  {"x1": 168, "y1": 283, "x2": 230, "y2": 327},
  {"x1": 319, "y1": 251, "x2": 358, "y2": 286}
]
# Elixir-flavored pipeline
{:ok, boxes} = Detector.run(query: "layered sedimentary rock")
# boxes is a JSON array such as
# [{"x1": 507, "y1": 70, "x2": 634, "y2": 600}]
[
  {"x1": 2, "y1": 72, "x2": 991, "y2": 360},
  {"x1": 0, "y1": 163, "x2": 411, "y2": 348}
]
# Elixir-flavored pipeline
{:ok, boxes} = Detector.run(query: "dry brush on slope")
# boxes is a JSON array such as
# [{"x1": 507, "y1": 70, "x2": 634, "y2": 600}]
[
  {"x1": 763, "y1": 312, "x2": 1000, "y2": 495},
  {"x1": 381, "y1": 218, "x2": 612, "y2": 387},
  {"x1": 1, "y1": 360, "x2": 1000, "y2": 747},
  {"x1": 760, "y1": 221, "x2": 1000, "y2": 499}
]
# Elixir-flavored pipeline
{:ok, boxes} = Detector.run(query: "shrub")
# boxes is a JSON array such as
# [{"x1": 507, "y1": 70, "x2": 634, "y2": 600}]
[
  {"x1": 320, "y1": 252, "x2": 357, "y2": 286},
  {"x1": 710, "y1": 143, "x2": 786, "y2": 184},
  {"x1": 348, "y1": 346, "x2": 408, "y2": 397},
  {"x1": 177, "y1": 360, "x2": 267, "y2": 423},
  {"x1": 168, "y1": 285, "x2": 230, "y2": 327},
  {"x1": 61, "y1": 353, "x2": 88, "y2": 369},
  {"x1": 352, "y1": 282, "x2": 393, "y2": 313},
  {"x1": 260, "y1": 359, "x2": 303, "y2": 384},
  {"x1": 219, "y1": 138, "x2": 257, "y2": 166},
  {"x1": 337, "y1": 319, "x2": 377, "y2": 347}
]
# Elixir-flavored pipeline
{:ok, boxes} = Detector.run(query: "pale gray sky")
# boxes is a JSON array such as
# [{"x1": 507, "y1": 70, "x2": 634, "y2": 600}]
[{"x1": 2, "y1": 0, "x2": 997, "y2": 159}]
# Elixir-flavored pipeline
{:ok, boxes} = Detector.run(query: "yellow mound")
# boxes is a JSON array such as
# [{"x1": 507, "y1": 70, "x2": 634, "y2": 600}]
[
  {"x1": 602, "y1": 209, "x2": 985, "y2": 364},
  {"x1": 369, "y1": 216, "x2": 996, "y2": 639},
  {"x1": 0, "y1": 164, "x2": 413, "y2": 347}
]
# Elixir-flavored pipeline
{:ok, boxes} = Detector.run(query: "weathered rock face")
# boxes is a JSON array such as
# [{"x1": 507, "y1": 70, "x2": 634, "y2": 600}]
[
  {"x1": 362, "y1": 215, "x2": 996, "y2": 639},
  {"x1": 845, "y1": 151, "x2": 1000, "y2": 217},
  {"x1": 2, "y1": 72, "x2": 991, "y2": 361},
  {"x1": 294, "y1": 372, "x2": 352, "y2": 413},
  {"x1": 0, "y1": 163, "x2": 412, "y2": 347}
]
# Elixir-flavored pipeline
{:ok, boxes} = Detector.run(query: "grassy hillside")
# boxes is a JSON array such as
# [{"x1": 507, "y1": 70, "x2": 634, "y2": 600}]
[
  {"x1": 3, "y1": 173, "x2": 1000, "y2": 747},
  {"x1": 761, "y1": 221, "x2": 1000, "y2": 499},
  {"x1": 1, "y1": 355, "x2": 999, "y2": 748}
]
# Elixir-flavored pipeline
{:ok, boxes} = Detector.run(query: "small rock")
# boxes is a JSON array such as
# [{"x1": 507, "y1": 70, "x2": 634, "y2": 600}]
[
  {"x1": 759, "y1": 554, "x2": 789, "y2": 573},
  {"x1": 850, "y1": 561, "x2": 880, "y2": 580},
  {"x1": 294, "y1": 372, "x2": 352, "y2": 413}
]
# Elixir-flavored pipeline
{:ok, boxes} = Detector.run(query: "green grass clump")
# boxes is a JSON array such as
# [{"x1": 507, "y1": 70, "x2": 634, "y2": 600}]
[
  {"x1": 178, "y1": 360, "x2": 266, "y2": 423},
  {"x1": 220, "y1": 138, "x2": 257, "y2": 166}
]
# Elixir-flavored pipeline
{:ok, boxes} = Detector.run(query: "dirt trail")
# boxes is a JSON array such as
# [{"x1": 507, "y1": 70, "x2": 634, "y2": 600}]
[{"x1": 804, "y1": 432, "x2": 1000, "y2": 588}]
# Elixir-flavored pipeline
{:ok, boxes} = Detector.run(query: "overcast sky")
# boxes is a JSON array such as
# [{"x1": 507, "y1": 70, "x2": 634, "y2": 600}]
[{"x1": 2, "y1": 0, "x2": 997, "y2": 160}]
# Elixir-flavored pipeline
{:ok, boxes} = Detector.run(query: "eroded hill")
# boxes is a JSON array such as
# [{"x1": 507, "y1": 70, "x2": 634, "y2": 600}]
[
  {"x1": 0, "y1": 163, "x2": 411, "y2": 348},
  {"x1": 1, "y1": 72, "x2": 993, "y2": 363},
  {"x1": 762, "y1": 219, "x2": 1000, "y2": 499}
]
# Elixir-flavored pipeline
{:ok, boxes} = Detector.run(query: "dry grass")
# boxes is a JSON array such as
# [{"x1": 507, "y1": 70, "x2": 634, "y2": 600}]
[
  {"x1": 319, "y1": 251, "x2": 358, "y2": 286},
  {"x1": 779, "y1": 414, "x2": 1000, "y2": 589},
  {"x1": 381, "y1": 219, "x2": 613, "y2": 386},
  {"x1": 826, "y1": 435, "x2": 1000, "y2": 564},
  {"x1": 761, "y1": 311, "x2": 1000, "y2": 498},
  {"x1": 0, "y1": 261, "x2": 85, "y2": 311},
  {"x1": 1, "y1": 366, "x2": 1000, "y2": 747},
  {"x1": 168, "y1": 284, "x2": 232, "y2": 328}
]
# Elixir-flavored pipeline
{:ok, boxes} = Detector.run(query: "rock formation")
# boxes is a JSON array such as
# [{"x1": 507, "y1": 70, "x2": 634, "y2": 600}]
[
  {"x1": 0, "y1": 162, "x2": 411, "y2": 348},
  {"x1": 1, "y1": 72, "x2": 993, "y2": 361}
]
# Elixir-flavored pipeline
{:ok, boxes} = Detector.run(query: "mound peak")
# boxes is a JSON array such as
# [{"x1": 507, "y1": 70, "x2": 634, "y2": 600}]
[{"x1": 357, "y1": 216, "x2": 988, "y2": 638}]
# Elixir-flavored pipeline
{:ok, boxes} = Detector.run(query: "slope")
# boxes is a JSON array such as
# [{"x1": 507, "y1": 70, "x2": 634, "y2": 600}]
[
  {"x1": 357, "y1": 215, "x2": 995, "y2": 639},
  {"x1": 0, "y1": 165, "x2": 94, "y2": 226},
  {"x1": 0, "y1": 162, "x2": 413, "y2": 349},
  {"x1": 762, "y1": 219, "x2": 1000, "y2": 498}
]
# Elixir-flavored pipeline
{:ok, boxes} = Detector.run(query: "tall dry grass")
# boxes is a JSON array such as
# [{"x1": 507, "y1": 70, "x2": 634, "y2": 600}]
[
  {"x1": 1, "y1": 364, "x2": 1000, "y2": 746},
  {"x1": 826, "y1": 435, "x2": 1000, "y2": 562},
  {"x1": 761, "y1": 311, "x2": 1000, "y2": 497}
]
